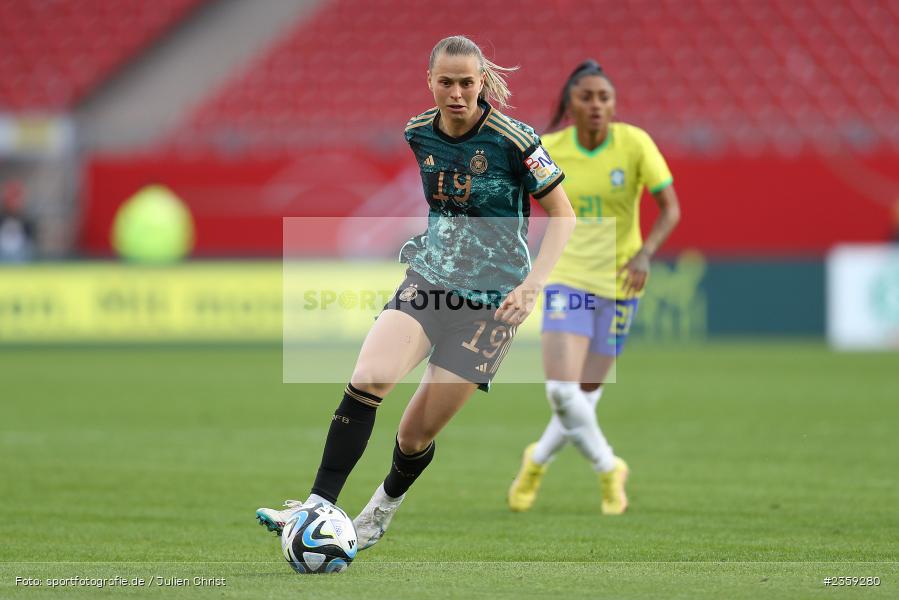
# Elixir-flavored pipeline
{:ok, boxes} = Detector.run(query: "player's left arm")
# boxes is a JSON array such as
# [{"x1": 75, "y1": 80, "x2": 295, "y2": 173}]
[
  {"x1": 495, "y1": 185, "x2": 576, "y2": 325},
  {"x1": 619, "y1": 129, "x2": 682, "y2": 296},
  {"x1": 619, "y1": 184, "x2": 681, "y2": 296}
]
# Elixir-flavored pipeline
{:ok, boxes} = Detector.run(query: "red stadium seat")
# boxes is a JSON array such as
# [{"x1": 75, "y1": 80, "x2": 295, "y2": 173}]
[
  {"x1": 169, "y1": 0, "x2": 899, "y2": 156},
  {"x1": 0, "y1": 0, "x2": 205, "y2": 111}
]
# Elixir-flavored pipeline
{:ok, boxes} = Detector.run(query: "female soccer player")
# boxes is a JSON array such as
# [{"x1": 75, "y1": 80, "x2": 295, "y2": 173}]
[
  {"x1": 507, "y1": 60, "x2": 681, "y2": 515},
  {"x1": 257, "y1": 36, "x2": 575, "y2": 549}
]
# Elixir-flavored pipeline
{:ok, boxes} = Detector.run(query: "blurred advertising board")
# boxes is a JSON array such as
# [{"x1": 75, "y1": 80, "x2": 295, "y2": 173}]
[
  {"x1": 1, "y1": 262, "x2": 284, "y2": 343},
  {"x1": 1, "y1": 256, "x2": 826, "y2": 345},
  {"x1": 827, "y1": 244, "x2": 899, "y2": 350},
  {"x1": 0, "y1": 262, "x2": 281, "y2": 343},
  {"x1": 0, "y1": 115, "x2": 74, "y2": 157},
  {"x1": 0, "y1": 261, "x2": 540, "y2": 345}
]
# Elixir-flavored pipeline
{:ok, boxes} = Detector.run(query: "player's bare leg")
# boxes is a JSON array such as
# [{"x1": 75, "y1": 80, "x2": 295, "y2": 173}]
[
  {"x1": 579, "y1": 351, "x2": 616, "y2": 394},
  {"x1": 355, "y1": 365, "x2": 477, "y2": 549},
  {"x1": 395, "y1": 365, "x2": 478, "y2": 455},
  {"x1": 350, "y1": 309, "x2": 435, "y2": 397}
]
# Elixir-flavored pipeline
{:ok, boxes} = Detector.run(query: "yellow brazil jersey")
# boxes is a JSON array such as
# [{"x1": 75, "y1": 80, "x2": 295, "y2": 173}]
[{"x1": 542, "y1": 122, "x2": 673, "y2": 299}]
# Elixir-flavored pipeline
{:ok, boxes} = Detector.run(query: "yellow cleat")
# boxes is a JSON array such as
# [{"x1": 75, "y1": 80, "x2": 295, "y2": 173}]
[
  {"x1": 508, "y1": 443, "x2": 548, "y2": 512},
  {"x1": 599, "y1": 457, "x2": 629, "y2": 515}
]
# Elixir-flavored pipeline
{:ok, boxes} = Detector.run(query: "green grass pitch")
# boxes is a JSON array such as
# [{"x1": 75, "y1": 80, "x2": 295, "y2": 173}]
[{"x1": 1, "y1": 341, "x2": 897, "y2": 598}]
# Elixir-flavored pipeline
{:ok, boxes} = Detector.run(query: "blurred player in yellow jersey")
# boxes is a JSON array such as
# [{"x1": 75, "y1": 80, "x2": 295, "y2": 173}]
[{"x1": 509, "y1": 60, "x2": 681, "y2": 514}]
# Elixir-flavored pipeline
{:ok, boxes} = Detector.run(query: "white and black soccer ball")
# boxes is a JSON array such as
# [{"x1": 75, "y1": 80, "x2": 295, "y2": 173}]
[{"x1": 281, "y1": 502, "x2": 357, "y2": 574}]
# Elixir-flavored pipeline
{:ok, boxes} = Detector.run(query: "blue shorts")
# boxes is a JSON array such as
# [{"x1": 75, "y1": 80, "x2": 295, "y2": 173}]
[{"x1": 541, "y1": 284, "x2": 638, "y2": 357}]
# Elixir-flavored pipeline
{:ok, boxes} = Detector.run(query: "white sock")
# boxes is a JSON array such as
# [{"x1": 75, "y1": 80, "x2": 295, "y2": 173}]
[
  {"x1": 532, "y1": 385, "x2": 606, "y2": 464},
  {"x1": 377, "y1": 482, "x2": 404, "y2": 503},
  {"x1": 584, "y1": 387, "x2": 614, "y2": 473},
  {"x1": 305, "y1": 493, "x2": 331, "y2": 506},
  {"x1": 584, "y1": 386, "x2": 603, "y2": 408},
  {"x1": 542, "y1": 380, "x2": 615, "y2": 472},
  {"x1": 581, "y1": 386, "x2": 614, "y2": 472},
  {"x1": 531, "y1": 414, "x2": 566, "y2": 464}
]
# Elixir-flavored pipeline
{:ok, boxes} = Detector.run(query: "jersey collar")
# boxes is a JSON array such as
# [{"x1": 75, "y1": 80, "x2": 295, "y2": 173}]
[
  {"x1": 433, "y1": 98, "x2": 493, "y2": 144},
  {"x1": 573, "y1": 125, "x2": 613, "y2": 157}
]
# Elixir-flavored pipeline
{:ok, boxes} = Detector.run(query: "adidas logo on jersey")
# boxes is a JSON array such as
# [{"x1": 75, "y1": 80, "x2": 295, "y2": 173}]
[
  {"x1": 423, "y1": 155, "x2": 435, "y2": 166},
  {"x1": 475, "y1": 363, "x2": 488, "y2": 373}
]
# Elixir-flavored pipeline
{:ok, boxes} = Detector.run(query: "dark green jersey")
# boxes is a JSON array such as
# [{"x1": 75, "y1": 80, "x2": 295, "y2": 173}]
[{"x1": 401, "y1": 99, "x2": 565, "y2": 306}]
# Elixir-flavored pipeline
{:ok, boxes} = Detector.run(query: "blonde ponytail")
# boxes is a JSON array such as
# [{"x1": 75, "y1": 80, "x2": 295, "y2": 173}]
[{"x1": 429, "y1": 35, "x2": 519, "y2": 108}]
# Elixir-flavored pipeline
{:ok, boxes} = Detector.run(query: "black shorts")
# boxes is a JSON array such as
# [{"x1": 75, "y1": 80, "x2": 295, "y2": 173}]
[{"x1": 384, "y1": 270, "x2": 518, "y2": 392}]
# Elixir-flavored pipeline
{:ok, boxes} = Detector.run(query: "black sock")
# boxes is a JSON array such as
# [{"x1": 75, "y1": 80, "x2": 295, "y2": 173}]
[
  {"x1": 310, "y1": 384, "x2": 381, "y2": 503},
  {"x1": 383, "y1": 437, "x2": 435, "y2": 498}
]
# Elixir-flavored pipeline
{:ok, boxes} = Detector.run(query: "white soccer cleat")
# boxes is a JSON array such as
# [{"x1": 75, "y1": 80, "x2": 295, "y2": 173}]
[
  {"x1": 353, "y1": 484, "x2": 405, "y2": 550},
  {"x1": 255, "y1": 500, "x2": 308, "y2": 536}
]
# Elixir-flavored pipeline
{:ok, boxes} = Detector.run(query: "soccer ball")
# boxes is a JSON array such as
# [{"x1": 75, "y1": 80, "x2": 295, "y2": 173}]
[{"x1": 281, "y1": 502, "x2": 357, "y2": 574}]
